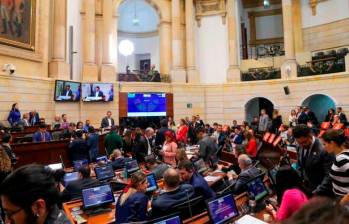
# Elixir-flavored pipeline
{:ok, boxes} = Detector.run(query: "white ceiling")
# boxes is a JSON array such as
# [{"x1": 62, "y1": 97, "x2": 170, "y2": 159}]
[{"x1": 118, "y1": 0, "x2": 160, "y2": 33}]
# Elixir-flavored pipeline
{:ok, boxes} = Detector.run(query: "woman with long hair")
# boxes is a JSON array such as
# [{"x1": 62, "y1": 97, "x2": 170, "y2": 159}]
[
  {"x1": 271, "y1": 109, "x2": 283, "y2": 134},
  {"x1": 289, "y1": 109, "x2": 297, "y2": 127},
  {"x1": 7, "y1": 103, "x2": 21, "y2": 127},
  {"x1": 160, "y1": 131, "x2": 178, "y2": 166},
  {"x1": 116, "y1": 171, "x2": 149, "y2": 223},
  {"x1": 175, "y1": 147, "x2": 189, "y2": 166},
  {"x1": 176, "y1": 118, "x2": 188, "y2": 144},
  {"x1": 325, "y1": 108, "x2": 335, "y2": 123},
  {"x1": 266, "y1": 166, "x2": 309, "y2": 221},
  {"x1": 322, "y1": 129, "x2": 349, "y2": 205}
]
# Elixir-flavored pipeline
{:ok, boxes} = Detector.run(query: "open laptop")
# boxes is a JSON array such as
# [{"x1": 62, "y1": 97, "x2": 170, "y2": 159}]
[
  {"x1": 125, "y1": 159, "x2": 140, "y2": 175},
  {"x1": 146, "y1": 173, "x2": 158, "y2": 193},
  {"x1": 245, "y1": 176, "x2": 269, "y2": 201},
  {"x1": 63, "y1": 171, "x2": 79, "y2": 186},
  {"x1": 194, "y1": 159, "x2": 208, "y2": 174},
  {"x1": 206, "y1": 193, "x2": 240, "y2": 224},
  {"x1": 268, "y1": 167, "x2": 278, "y2": 186},
  {"x1": 96, "y1": 156, "x2": 108, "y2": 164},
  {"x1": 151, "y1": 214, "x2": 182, "y2": 224},
  {"x1": 73, "y1": 159, "x2": 89, "y2": 171},
  {"x1": 82, "y1": 184, "x2": 115, "y2": 215},
  {"x1": 94, "y1": 165, "x2": 115, "y2": 182}
]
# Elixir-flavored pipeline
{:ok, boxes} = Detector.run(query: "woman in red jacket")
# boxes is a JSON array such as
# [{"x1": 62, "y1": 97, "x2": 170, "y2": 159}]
[
  {"x1": 245, "y1": 131, "x2": 257, "y2": 158},
  {"x1": 176, "y1": 118, "x2": 188, "y2": 144}
]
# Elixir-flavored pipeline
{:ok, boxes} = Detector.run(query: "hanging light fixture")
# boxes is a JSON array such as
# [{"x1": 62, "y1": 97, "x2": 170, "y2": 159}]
[
  {"x1": 263, "y1": 0, "x2": 271, "y2": 8},
  {"x1": 132, "y1": 2, "x2": 140, "y2": 26}
]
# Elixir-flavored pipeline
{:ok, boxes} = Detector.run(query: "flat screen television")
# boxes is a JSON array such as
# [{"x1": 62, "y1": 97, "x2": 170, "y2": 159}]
[
  {"x1": 82, "y1": 83, "x2": 114, "y2": 102},
  {"x1": 127, "y1": 93, "x2": 166, "y2": 117},
  {"x1": 54, "y1": 80, "x2": 81, "y2": 102}
]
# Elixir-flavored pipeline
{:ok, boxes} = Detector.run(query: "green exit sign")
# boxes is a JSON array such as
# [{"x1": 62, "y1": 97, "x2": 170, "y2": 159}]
[{"x1": 187, "y1": 103, "x2": 192, "y2": 109}]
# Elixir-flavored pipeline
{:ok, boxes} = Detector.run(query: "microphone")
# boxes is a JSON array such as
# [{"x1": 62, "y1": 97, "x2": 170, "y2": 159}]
[{"x1": 185, "y1": 189, "x2": 193, "y2": 218}]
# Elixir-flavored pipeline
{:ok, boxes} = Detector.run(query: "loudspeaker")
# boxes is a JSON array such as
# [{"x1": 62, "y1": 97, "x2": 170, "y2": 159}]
[{"x1": 283, "y1": 86, "x2": 290, "y2": 95}]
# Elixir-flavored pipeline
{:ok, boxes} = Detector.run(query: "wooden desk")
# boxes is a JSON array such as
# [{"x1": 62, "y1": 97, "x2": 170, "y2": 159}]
[
  {"x1": 221, "y1": 151, "x2": 238, "y2": 165},
  {"x1": 63, "y1": 199, "x2": 116, "y2": 224}
]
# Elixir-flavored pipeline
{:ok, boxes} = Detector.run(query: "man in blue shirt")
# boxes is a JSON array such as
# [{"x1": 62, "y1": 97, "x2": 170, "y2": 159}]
[
  {"x1": 177, "y1": 160, "x2": 216, "y2": 200},
  {"x1": 33, "y1": 124, "x2": 52, "y2": 143}
]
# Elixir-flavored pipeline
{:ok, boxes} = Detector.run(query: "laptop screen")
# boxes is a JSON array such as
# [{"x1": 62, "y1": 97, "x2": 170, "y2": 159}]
[
  {"x1": 95, "y1": 165, "x2": 115, "y2": 181},
  {"x1": 206, "y1": 194, "x2": 239, "y2": 224},
  {"x1": 152, "y1": 215, "x2": 181, "y2": 224},
  {"x1": 96, "y1": 156, "x2": 108, "y2": 163},
  {"x1": 146, "y1": 173, "x2": 158, "y2": 192},
  {"x1": 73, "y1": 159, "x2": 89, "y2": 171},
  {"x1": 125, "y1": 160, "x2": 139, "y2": 174},
  {"x1": 63, "y1": 172, "x2": 79, "y2": 186},
  {"x1": 246, "y1": 176, "x2": 269, "y2": 201},
  {"x1": 47, "y1": 163, "x2": 63, "y2": 171},
  {"x1": 82, "y1": 184, "x2": 115, "y2": 209}
]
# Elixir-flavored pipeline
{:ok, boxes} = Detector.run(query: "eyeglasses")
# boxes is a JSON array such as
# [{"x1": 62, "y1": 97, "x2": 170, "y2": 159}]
[{"x1": 4, "y1": 208, "x2": 23, "y2": 219}]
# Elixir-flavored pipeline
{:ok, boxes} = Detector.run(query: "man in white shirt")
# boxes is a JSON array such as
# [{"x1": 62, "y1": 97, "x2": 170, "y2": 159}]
[
  {"x1": 94, "y1": 86, "x2": 104, "y2": 98},
  {"x1": 144, "y1": 127, "x2": 155, "y2": 155},
  {"x1": 101, "y1": 111, "x2": 115, "y2": 128}
]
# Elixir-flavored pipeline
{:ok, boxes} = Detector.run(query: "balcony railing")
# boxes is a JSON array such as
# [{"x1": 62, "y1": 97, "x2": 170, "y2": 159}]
[
  {"x1": 117, "y1": 71, "x2": 171, "y2": 83},
  {"x1": 241, "y1": 67, "x2": 281, "y2": 81}
]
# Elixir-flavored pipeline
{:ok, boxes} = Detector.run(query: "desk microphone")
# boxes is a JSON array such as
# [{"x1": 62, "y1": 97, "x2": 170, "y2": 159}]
[{"x1": 185, "y1": 189, "x2": 193, "y2": 218}]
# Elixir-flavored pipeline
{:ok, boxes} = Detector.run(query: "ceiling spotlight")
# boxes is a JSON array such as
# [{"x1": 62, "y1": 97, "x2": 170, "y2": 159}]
[{"x1": 263, "y1": 0, "x2": 270, "y2": 8}]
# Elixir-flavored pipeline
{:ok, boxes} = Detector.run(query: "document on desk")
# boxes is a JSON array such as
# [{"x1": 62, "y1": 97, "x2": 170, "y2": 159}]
[
  {"x1": 204, "y1": 175, "x2": 221, "y2": 182},
  {"x1": 235, "y1": 215, "x2": 267, "y2": 224}
]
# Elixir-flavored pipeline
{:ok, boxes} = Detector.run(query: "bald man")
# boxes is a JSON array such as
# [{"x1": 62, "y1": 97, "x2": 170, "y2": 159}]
[
  {"x1": 151, "y1": 168, "x2": 195, "y2": 217},
  {"x1": 228, "y1": 154, "x2": 262, "y2": 195}
]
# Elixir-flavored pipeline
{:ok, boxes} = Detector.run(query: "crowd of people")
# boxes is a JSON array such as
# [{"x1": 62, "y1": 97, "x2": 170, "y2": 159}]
[{"x1": 0, "y1": 103, "x2": 349, "y2": 223}]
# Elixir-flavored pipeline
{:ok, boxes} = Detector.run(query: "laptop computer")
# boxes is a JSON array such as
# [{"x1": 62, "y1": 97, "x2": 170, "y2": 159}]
[
  {"x1": 206, "y1": 193, "x2": 240, "y2": 224},
  {"x1": 82, "y1": 184, "x2": 115, "y2": 215},
  {"x1": 151, "y1": 213, "x2": 182, "y2": 224},
  {"x1": 146, "y1": 173, "x2": 158, "y2": 193},
  {"x1": 73, "y1": 159, "x2": 89, "y2": 171},
  {"x1": 63, "y1": 171, "x2": 79, "y2": 186},
  {"x1": 125, "y1": 159, "x2": 140, "y2": 175},
  {"x1": 94, "y1": 165, "x2": 115, "y2": 182},
  {"x1": 246, "y1": 176, "x2": 269, "y2": 201},
  {"x1": 194, "y1": 159, "x2": 208, "y2": 174}
]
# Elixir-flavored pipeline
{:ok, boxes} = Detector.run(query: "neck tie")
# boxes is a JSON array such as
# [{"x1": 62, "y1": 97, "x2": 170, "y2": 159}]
[{"x1": 42, "y1": 132, "x2": 45, "y2": 142}]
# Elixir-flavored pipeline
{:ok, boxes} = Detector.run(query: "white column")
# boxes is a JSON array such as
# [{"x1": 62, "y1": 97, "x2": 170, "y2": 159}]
[
  {"x1": 186, "y1": 0, "x2": 199, "y2": 83},
  {"x1": 159, "y1": 21, "x2": 172, "y2": 77},
  {"x1": 49, "y1": 0, "x2": 69, "y2": 79},
  {"x1": 281, "y1": 0, "x2": 297, "y2": 79},
  {"x1": 226, "y1": 0, "x2": 240, "y2": 82},
  {"x1": 170, "y1": 0, "x2": 186, "y2": 82}
]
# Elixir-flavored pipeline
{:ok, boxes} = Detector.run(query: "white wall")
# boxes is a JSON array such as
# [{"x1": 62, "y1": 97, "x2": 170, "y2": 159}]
[
  {"x1": 255, "y1": 14, "x2": 283, "y2": 39},
  {"x1": 66, "y1": 0, "x2": 82, "y2": 81},
  {"x1": 117, "y1": 35, "x2": 160, "y2": 73},
  {"x1": 301, "y1": 0, "x2": 349, "y2": 28},
  {"x1": 195, "y1": 15, "x2": 229, "y2": 84}
]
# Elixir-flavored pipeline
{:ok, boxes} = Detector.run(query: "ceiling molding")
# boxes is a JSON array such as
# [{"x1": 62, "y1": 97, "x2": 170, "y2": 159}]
[{"x1": 117, "y1": 30, "x2": 159, "y2": 38}]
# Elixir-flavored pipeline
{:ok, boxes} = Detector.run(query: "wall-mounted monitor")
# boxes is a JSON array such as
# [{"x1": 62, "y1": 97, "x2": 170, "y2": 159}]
[
  {"x1": 54, "y1": 80, "x2": 81, "y2": 102},
  {"x1": 81, "y1": 83, "x2": 114, "y2": 102},
  {"x1": 127, "y1": 93, "x2": 166, "y2": 117}
]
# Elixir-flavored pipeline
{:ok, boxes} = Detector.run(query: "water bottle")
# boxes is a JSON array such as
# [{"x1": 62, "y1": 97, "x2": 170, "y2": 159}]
[{"x1": 249, "y1": 196, "x2": 257, "y2": 215}]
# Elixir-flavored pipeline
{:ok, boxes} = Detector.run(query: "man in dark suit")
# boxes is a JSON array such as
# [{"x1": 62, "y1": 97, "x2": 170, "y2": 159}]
[
  {"x1": 305, "y1": 107, "x2": 319, "y2": 127},
  {"x1": 61, "y1": 166, "x2": 100, "y2": 202},
  {"x1": 86, "y1": 126, "x2": 99, "y2": 162},
  {"x1": 68, "y1": 130, "x2": 90, "y2": 163},
  {"x1": 155, "y1": 119, "x2": 169, "y2": 147},
  {"x1": 297, "y1": 107, "x2": 310, "y2": 125},
  {"x1": 226, "y1": 154, "x2": 262, "y2": 195},
  {"x1": 293, "y1": 124, "x2": 334, "y2": 196},
  {"x1": 337, "y1": 107, "x2": 347, "y2": 124},
  {"x1": 110, "y1": 149, "x2": 132, "y2": 170},
  {"x1": 29, "y1": 110, "x2": 40, "y2": 126},
  {"x1": 196, "y1": 126, "x2": 218, "y2": 165},
  {"x1": 178, "y1": 160, "x2": 215, "y2": 200},
  {"x1": 33, "y1": 124, "x2": 52, "y2": 143},
  {"x1": 101, "y1": 111, "x2": 115, "y2": 128},
  {"x1": 61, "y1": 85, "x2": 73, "y2": 98},
  {"x1": 91, "y1": 86, "x2": 104, "y2": 97},
  {"x1": 151, "y1": 168, "x2": 195, "y2": 217}
]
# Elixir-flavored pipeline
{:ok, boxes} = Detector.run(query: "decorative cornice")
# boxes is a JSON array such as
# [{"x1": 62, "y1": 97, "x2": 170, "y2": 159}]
[
  {"x1": 118, "y1": 30, "x2": 159, "y2": 38},
  {"x1": 194, "y1": 0, "x2": 227, "y2": 27}
]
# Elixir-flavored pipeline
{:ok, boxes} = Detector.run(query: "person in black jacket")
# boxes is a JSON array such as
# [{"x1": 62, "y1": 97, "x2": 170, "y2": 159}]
[
  {"x1": 298, "y1": 107, "x2": 310, "y2": 125},
  {"x1": 86, "y1": 126, "x2": 99, "y2": 162},
  {"x1": 337, "y1": 107, "x2": 348, "y2": 124},
  {"x1": 61, "y1": 166, "x2": 100, "y2": 202},
  {"x1": 68, "y1": 130, "x2": 90, "y2": 163},
  {"x1": 271, "y1": 109, "x2": 283, "y2": 134},
  {"x1": 155, "y1": 119, "x2": 169, "y2": 147},
  {"x1": 293, "y1": 124, "x2": 334, "y2": 196}
]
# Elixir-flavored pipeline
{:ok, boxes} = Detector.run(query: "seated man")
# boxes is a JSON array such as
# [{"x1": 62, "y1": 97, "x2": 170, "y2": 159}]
[
  {"x1": 109, "y1": 149, "x2": 131, "y2": 170},
  {"x1": 33, "y1": 124, "x2": 52, "y2": 143},
  {"x1": 145, "y1": 157, "x2": 170, "y2": 180},
  {"x1": 151, "y1": 168, "x2": 195, "y2": 217},
  {"x1": 177, "y1": 160, "x2": 216, "y2": 200},
  {"x1": 68, "y1": 130, "x2": 89, "y2": 163},
  {"x1": 17, "y1": 113, "x2": 30, "y2": 128},
  {"x1": 61, "y1": 166, "x2": 100, "y2": 202},
  {"x1": 227, "y1": 154, "x2": 262, "y2": 195}
]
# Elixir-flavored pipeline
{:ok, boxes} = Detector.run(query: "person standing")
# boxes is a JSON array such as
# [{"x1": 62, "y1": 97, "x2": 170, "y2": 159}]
[
  {"x1": 104, "y1": 126, "x2": 123, "y2": 156},
  {"x1": 271, "y1": 109, "x2": 283, "y2": 134},
  {"x1": 293, "y1": 124, "x2": 334, "y2": 196},
  {"x1": 86, "y1": 126, "x2": 99, "y2": 162},
  {"x1": 337, "y1": 107, "x2": 348, "y2": 124},
  {"x1": 289, "y1": 109, "x2": 297, "y2": 127},
  {"x1": 68, "y1": 130, "x2": 89, "y2": 163},
  {"x1": 176, "y1": 119, "x2": 188, "y2": 144},
  {"x1": 101, "y1": 111, "x2": 115, "y2": 129},
  {"x1": 7, "y1": 103, "x2": 21, "y2": 127},
  {"x1": 258, "y1": 109, "x2": 269, "y2": 133},
  {"x1": 155, "y1": 119, "x2": 170, "y2": 147},
  {"x1": 160, "y1": 131, "x2": 178, "y2": 167},
  {"x1": 325, "y1": 108, "x2": 336, "y2": 123},
  {"x1": 196, "y1": 126, "x2": 218, "y2": 165}
]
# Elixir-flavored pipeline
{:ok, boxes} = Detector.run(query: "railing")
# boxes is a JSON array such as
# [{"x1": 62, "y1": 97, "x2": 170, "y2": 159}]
[
  {"x1": 117, "y1": 71, "x2": 171, "y2": 83},
  {"x1": 241, "y1": 43, "x2": 285, "y2": 59},
  {"x1": 298, "y1": 48, "x2": 348, "y2": 77},
  {"x1": 241, "y1": 67, "x2": 281, "y2": 81}
]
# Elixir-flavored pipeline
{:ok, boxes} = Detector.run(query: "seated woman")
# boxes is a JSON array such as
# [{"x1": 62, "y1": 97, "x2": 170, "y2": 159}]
[
  {"x1": 175, "y1": 147, "x2": 189, "y2": 166},
  {"x1": 160, "y1": 131, "x2": 178, "y2": 167},
  {"x1": 266, "y1": 166, "x2": 309, "y2": 221},
  {"x1": 116, "y1": 171, "x2": 149, "y2": 224},
  {"x1": 244, "y1": 131, "x2": 257, "y2": 158},
  {"x1": 331, "y1": 115, "x2": 341, "y2": 128}
]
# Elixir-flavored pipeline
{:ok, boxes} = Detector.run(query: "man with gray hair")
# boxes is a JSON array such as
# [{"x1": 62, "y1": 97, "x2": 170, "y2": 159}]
[
  {"x1": 228, "y1": 154, "x2": 262, "y2": 194},
  {"x1": 145, "y1": 127, "x2": 155, "y2": 155}
]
